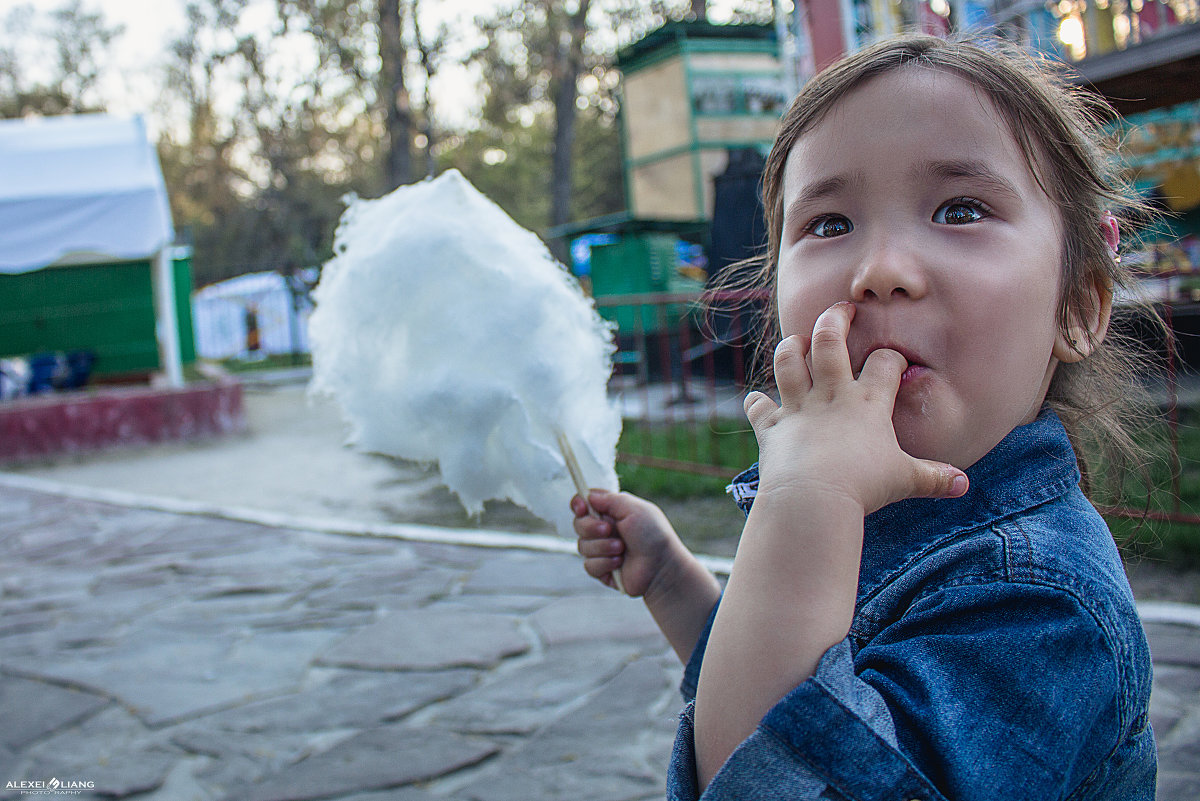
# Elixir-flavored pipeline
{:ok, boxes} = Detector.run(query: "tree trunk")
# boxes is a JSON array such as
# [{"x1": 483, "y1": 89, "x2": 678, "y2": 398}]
[
  {"x1": 412, "y1": 0, "x2": 437, "y2": 179},
  {"x1": 548, "y1": 0, "x2": 591, "y2": 253},
  {"x1": 691, "y1": 0, "x2": 707, "y2": 20},
  {"x1": 379, "y1": 0, "x2": 412, "y2": 190}
]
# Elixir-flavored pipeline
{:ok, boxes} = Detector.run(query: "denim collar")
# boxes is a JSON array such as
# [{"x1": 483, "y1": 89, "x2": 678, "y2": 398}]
[{"x1": 727, "y1": 407, "x2": 1082, "y2": 597}]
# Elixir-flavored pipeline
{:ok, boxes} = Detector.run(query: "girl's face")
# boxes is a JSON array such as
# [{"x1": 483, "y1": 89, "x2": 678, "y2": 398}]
[{"x1": 777, "y1": 66, "x2": 1068, "y2": 470}]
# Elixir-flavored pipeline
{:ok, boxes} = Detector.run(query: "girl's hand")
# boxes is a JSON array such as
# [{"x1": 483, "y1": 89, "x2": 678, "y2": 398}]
[
  {"x1": 572, "y1": 489, "x2": 681, "y2": 598},
  {"x1": 695, "y1": 302, "x2": 968, "y2": 787},
  {"x1": 573, "y1": 489, "x2": 723, "y2": 664},
  {"x1": 745, "y1": 302, "x2": 967, "y2": 516}
]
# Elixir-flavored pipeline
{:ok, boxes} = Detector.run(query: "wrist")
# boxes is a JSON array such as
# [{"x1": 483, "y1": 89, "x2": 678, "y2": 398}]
[
  {"x1": 643, "y1": 539, "x2": 709, "y2": 608},
  {"x1": 737, "y1": 485, "x2": 865, "y2": 611},
  {"x1": 750, "y1": 475, "x2": 867, "y2": 522},
  {"x1": 642, "y1": 539, "x2": 722, "y2": 664}
]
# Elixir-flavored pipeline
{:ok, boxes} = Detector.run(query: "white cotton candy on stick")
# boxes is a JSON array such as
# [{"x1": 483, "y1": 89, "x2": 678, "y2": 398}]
[
  {"x1": 556, "y1": 428, "x2": 625, "y2": 594},
  {"x1": 308, "y1": 169, "x2": 622, "y2": 547}
]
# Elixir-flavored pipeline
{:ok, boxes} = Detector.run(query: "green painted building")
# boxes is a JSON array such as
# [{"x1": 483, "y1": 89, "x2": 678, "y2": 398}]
[
  {"x1": 616, "y1": 21, "x2": 786, "y2": 223},
  {"x1": 553, "y1": 22, "x2": 788, "y2": 330}
]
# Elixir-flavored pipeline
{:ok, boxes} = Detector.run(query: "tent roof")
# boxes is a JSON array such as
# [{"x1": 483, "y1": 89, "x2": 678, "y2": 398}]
[
  {"x1": 0, "y1": 113, "x2": 174, "y2": 274},
  {"x1": 193, "y1": 271, "x2": 288, "y2": 301}
]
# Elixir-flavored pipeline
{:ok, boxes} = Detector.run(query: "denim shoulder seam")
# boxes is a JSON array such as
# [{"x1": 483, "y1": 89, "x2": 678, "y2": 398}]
[
  {"x1": 908, "y1": 567, "x2": 1125, "y2": 677},
  {"x1": 1017, "y1": 572, "x2": 1132, "y2": 743},
  {"x1": 998, "y1": 516, "x2": 1036, "y2": 584},
  {"x1": 858, "y1": 486, "x2": 1072, "y2": 614},
  {"x1": 1006, "y1": 557, "x2": 1133, "y2": 724},
  {"x1": 904, "y1": 568, "x2": 1005, "y2": 603},
  {"x1": 856, "y1": 519, "x2": 1005, "y2": 623}
]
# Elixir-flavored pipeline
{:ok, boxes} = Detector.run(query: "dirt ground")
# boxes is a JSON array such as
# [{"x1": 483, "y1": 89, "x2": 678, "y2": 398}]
[{"x1": 8, "y1": 376, "x2": 1199, "y2": 604}]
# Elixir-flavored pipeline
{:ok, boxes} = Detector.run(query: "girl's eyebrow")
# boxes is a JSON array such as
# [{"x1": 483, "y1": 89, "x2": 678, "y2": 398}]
[
  {"x1": 784, "y1": 172, "x2": 862, "y2": 219},
  {"x1": 783, "y1": 160, "x2": 1021, "y2": 221},
  {"x1": 920, "y1": 159, "x2": 1022, "y2": 202}
]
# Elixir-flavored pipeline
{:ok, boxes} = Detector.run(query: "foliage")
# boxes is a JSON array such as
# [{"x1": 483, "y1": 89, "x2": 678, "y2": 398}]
[
  {"x1": 0, "y1": 0, "x2": 776, "y2": 285},
  {"x1": 157, "y1": 0, "x2": 392, "y2": 285},
  {"x1": 0, "y1": 0, "x2": 122, "y2": 118},
  {"x1": 464, "y1": 0, "x2": 767, "y2": 239},
  {"x1": 436, "y1": 105, "x2": 624, "y2": 236},
  {"x1": 216, "y1": 353, "x2": 312, "y2": 373},
  {"x1": 470, "y1": 0, "x2": 594, "y2": 254}
]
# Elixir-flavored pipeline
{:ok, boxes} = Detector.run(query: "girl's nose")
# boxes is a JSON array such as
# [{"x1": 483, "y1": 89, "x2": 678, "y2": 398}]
[{"x1": 849, "y1": 238, "x2": 928, "y2": 302}]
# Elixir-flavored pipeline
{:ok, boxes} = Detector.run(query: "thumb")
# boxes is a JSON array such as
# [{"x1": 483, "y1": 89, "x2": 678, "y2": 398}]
[
  {"x1": 585, "y1": 488, "x2": 617, "y2": 514},
  {"x1": 587, "y1": 488, "x2": 638, "y2": 522},
  {"x1": 909, "y1": 459, "x2": 969, "y2": 500},
  {"x1": 743, "y1": 390, "x2": 779, "y2": 431}
]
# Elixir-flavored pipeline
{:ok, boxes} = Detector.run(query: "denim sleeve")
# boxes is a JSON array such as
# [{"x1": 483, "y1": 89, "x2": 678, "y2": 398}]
[
  {"x1": 670, "y1": 639, "x2": 912, "y2": 801},
  {"x1": 680, "y1": 597, "x2": 720, "y2": 702},
  {"x1": 668, "y1": 581, "x2": 1132, "y2": 801}
]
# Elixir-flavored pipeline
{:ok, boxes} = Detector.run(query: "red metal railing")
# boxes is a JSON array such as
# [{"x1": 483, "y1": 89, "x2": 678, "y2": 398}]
[{"x1": 594, "y1": 290, "x2": 765, "y2": 478}]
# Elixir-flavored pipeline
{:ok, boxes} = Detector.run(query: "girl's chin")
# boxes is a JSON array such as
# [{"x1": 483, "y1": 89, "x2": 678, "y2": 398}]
[{"x1": 891, "y1": 410, "x2": 952, "y2": 465}]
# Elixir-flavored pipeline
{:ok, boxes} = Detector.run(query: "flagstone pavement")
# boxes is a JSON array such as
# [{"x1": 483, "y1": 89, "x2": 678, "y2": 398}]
[{"x1": 2, "y1": 480, "x2": 1198, "y2": 800}]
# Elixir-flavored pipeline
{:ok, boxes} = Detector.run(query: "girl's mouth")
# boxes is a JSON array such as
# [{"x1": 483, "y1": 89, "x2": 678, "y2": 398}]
[
  {"x1": 855, "y1": 343, "x2": 928, "y2": 382},
  {"x1": 900, "y1": 363, "x2": 929, "y2": 386}
]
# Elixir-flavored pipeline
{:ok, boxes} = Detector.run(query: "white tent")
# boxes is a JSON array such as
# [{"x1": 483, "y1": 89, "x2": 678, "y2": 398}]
[
  {"x1": 0, "y1": 113, "x2": 183, "y2": 386},
  {"x1": 192, "y1": 271, "x2": 314, "y2": 360}
]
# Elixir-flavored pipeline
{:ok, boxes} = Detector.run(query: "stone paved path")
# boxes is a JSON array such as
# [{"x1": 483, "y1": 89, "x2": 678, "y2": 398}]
[{"x1": 2, "y1": 481, "x2": 1199, "y2": 800}]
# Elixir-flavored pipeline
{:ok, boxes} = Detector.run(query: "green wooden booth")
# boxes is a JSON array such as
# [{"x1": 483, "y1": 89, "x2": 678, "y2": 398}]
[{"x1": 0, "y1": 251, "x2": 197, "y2": 379}]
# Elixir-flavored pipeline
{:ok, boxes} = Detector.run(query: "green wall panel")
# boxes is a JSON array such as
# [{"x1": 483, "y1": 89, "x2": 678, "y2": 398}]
[
  {"x1": 0, "y1": 259, "x2": 192, "y2": 377},
  {"x1": 173, "y1": 257, "x2": 197, "y2": 364}
]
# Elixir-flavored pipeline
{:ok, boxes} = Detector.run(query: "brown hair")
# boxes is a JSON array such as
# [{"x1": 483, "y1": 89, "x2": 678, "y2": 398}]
[{"x1": 710, "y1": 33, "x2": 1163, "y2": 497}]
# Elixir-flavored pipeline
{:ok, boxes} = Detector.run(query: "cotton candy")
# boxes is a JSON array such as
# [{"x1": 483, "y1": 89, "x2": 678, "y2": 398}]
[{"x1": 308, "y1": 169, "x2": 621, "y2": 536}]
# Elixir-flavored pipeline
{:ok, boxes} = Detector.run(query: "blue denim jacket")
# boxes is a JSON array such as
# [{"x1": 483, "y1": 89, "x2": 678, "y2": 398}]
[{"x1": 669, "y1": 409, "x2": 1156, "y2": 800}]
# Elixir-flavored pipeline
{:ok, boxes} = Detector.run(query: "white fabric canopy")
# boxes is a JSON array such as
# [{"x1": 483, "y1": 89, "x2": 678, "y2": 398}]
[
  {"x1": 0, "y1": 113, "x2": 174, "y2": 274},
  {"x1": 192, "y1": 271, "x2": 314, "y2": 360}
]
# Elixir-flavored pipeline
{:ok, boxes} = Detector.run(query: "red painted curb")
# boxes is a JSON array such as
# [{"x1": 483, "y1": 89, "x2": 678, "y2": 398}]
[{"x1": 0, "y1": 381, "x2": 246, "y2": 463}]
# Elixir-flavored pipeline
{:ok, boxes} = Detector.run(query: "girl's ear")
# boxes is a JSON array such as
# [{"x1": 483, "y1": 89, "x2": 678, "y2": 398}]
[{"x1": 1053, "y1": 274, "x2": 1113, "y2": 363}]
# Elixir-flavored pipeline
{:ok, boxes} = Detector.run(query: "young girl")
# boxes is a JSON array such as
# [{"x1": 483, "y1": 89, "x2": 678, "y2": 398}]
[{"x1": 572, "y1": 34, "x2": 1158, "y2": 800}]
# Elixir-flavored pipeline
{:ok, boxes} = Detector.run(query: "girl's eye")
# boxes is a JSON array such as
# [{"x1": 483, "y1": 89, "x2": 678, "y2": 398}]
[
  {"x1": 933, "y1": 198, "x2": 990, "y2": 225},
  {"x1": 805, "y1": 215, "x2": 853, "y2": 238}
]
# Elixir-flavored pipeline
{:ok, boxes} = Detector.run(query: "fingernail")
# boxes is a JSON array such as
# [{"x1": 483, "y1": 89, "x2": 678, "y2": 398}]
[
  {"x1": 824, "y1": 301, "x2": 855, "y2": 321},
  {"x1": 952, "y1": 474, "x2": 969, "y2": 496}
]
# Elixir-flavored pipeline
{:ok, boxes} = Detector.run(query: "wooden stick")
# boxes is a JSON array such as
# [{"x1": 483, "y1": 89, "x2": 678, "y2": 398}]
[{"x1": 557, "y1": 430, "x2": 625, "y2": 595}]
